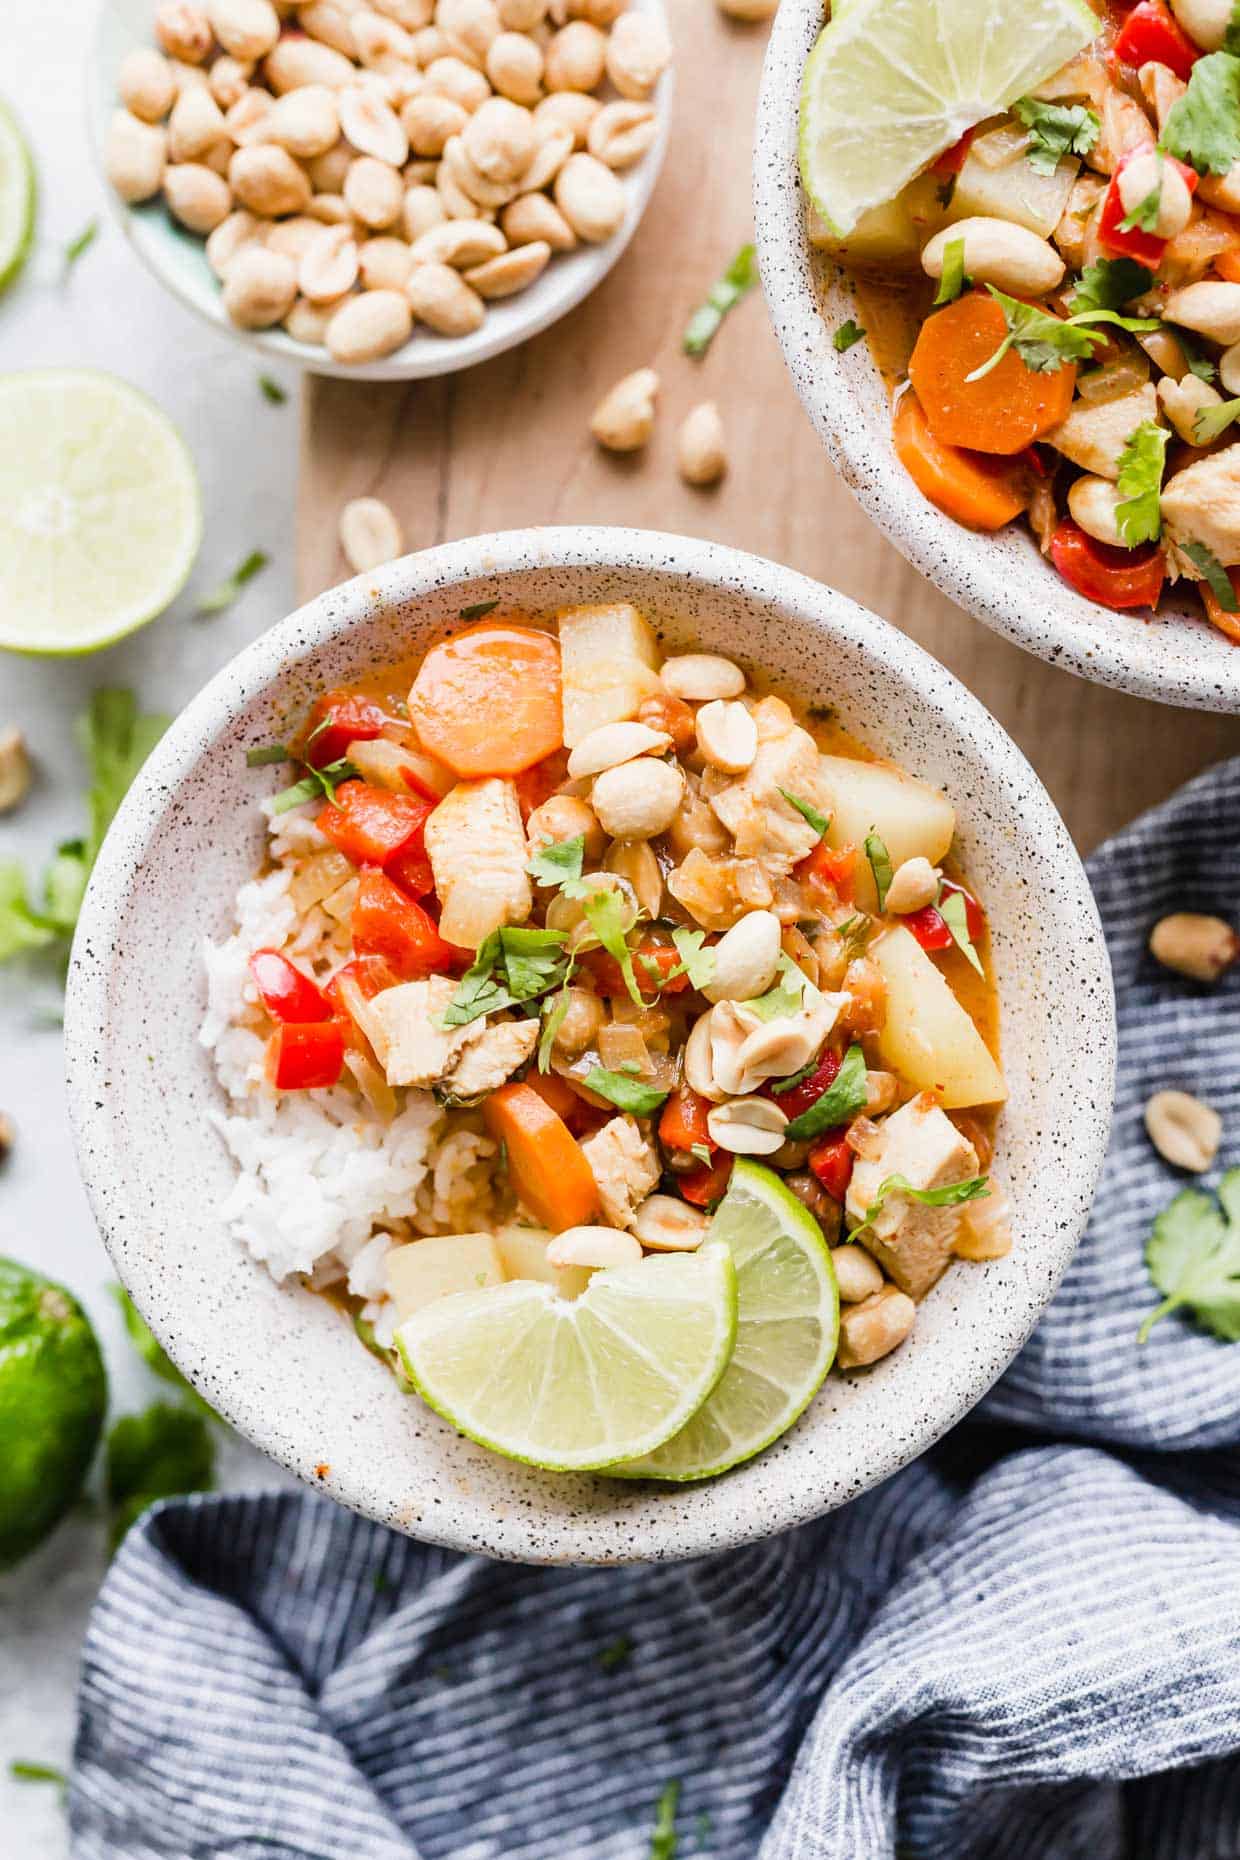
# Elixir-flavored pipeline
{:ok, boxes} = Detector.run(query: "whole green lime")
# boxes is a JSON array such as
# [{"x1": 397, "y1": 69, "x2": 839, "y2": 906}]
[{"x1": 0, "y1": 1259, "x2": 107, "y2": 1568}]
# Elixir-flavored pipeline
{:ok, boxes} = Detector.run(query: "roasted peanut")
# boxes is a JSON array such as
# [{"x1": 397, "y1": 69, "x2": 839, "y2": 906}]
[
  {"x1": 106, "y1": 110, "x2": 168, "y2": 202},
  {"x1": 501, "y1": 189, "x2": 576, "y2": 249},
  {"x1": 1164, "y1": 281, "x2": 1240, "y2": 346},
  {"x1": 340, "y1": 83, "x2": 410, "y2": 164},
  {"x1": 0, "y1": 730, "x2": 32, "y2": 814},
  {"x1": 554, "y1": 150, "x2": 625, "y2": 240},
  {"x1": 676, "y1": 401, "x2": 727, "y2": 486},
  {"x1": 164, "y1": 160, "x2": 233, "y2": 230},
  {"x1": 527, "y1": 793, "x2": 605, "y2": 860},
  {"x1": 154, "y1": 2, "x2": 213, "y2": 64},
  {"x1": 587, "y1": 99, "x2": 657, "y2": 169},
  {"x1": 411, "y1": 216, "x2": 506, "y2": 265},
  {"x1": 703, "y1": 909, "x2": 782, "y2": 1003},
  {"x1": 661, "y1": 653, "x2": 745, "y2": 701},
  {"x1": 486, "y1": 30, "x2": 544, "y2": 103},
  {"x1": 1066, "y1": 475, "x2": 1126, "y2": 547},
  {"x1": 344, "y1": 153, "x2": 405, "y2": 225},
  {"x1": 206, "y1": 0, "x2": 280, "y2": 60},
  {"x1": 1117, "y1": 149, "x2": 1193, "y2": 241},
  {"x1": 884, "y1": 856, "x2": 940, "y2": 915},
  {"x1": 836, "y1": 1286, "x2": 916, "y2": 1369},
  {"x1": 464, "y1": 239, "x2": 550, "y2": 295},
  {"x1": 221, "y1": 243, "x2": 298, "y2": 324},
  {"x1": 339, "y1": 496, "x2": 404, "y2": 572},
  {"x1": 544, "y1": 19, "x2": 607, "y2": 89},
  {"x1": 168, "y1": 83, "x2": 227, "y2": 160},
  {"x1": 831, "y1": 1244, "x2": 885, "y2": 1304},
  {"x1": 546, "y1": 1225, "x2": 642, "y2": 1268},
  {"x1": 462, "y1": 95, "x2": 537, "y2": 181},
  {"x1": 299, "y1": 222, "x2": 361, "y2": 299},
  {"x1": 1169, "y1": 0, "x2": 1233, "y2": 47},
  {"x1": 359, "y1": 233, "x2": 415, "y2": 289},
  {"x1": 534, "y1": 88, "x2": 599, "y2": 146},
  {"x1": 405, "y1": 260, "x2": 487, "y2": 332},
  {"x1": 1144, "y1": 1089, "x2": 1222, "y2": 1172},
  {"x1": 591, "y1": 757, "x2": 684, "y2": 839},
  {"x1": 326, "y1": 286, "x2": 414, "y2": 360},
  {"x1": 208, "y1": 54, "x2": 254, "y2": 109},
  {"x1": 605, "y1": 10, "x2": 671, "y2": 98},
  {"x1": 438, "y1": 0, "x2": 504, "y2": 60},
  {"x1": 205, "y1": 206, "x2": 263, "y2": 275},
  {"x1": 265, "y1": 35, "x2": 358, "y2": 91},
  {"x1": 695, "y1": 699, "x2": 756, "y2": 773},
  {"x1": 299, "y1": 0, "x2": 360, "y2": 56},
  {"x1": 119, "y1": 46, "x2": 177, "y2": 121},
  {"x1": 707, "y1": 1096, "x2": 788, "y2": 1156},
  {"x1": 590, "y1": 366, "x2": 658, "y2": 449},
  {"x1": 403, "y1": 183, "x2": 446, "y2": 239},
  {"x1": 402, "y1": 91, "x2": 469, "y2": 154},
  {"x1": 421, "y1": 54, "x2": 492, "y2": 112},
  {"x1": 229, "y1": 141, "x2": 311, "y2": 214},
  {"x1": 568, "y1": 720, "x2": 670, "y2": 778},
  {"x1": 922, "y1": 217, "x2": 1065, "y2": 297},
  {"x1": 266, "y1": 84, "x2": 342, "y2": 157},
  {"x1": 1149, "y1": 911, "x2": 1240, "y2": 981},
  {"x1": 551, "y1": 985, "x2": 606, "y2": 1055},
  {"x1": 631, "y1": 1195, "x2": 708, "y2": 1252}
]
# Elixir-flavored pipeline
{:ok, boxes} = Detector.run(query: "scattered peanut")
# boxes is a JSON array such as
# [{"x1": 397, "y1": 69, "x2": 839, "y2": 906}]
[
  {"x1": 221, "y1": 244, "x2": 298, "y2": 325},
  {"x1": 406, "y1": 261, "x2": 486, "y2": 334},
  {"x1": 661, "y1": 653, "x2": 745, "y2": 701},
  {"x1": 464, "y1": 240, "x2": 551, "y2": 295},
  {"x1": 155, "y1": 2, "x2": 213, "y2": 64},
  {"x1": 703, "y1": 909, "x2": 782, "y2": 1002},
  {"x1": 567, "y1": 720, "x2": 669, "y2": 778},
  {"x1": 164, "y1": 161, "x2": 233, "y2": 231},
  {"x1": 501, "y1": 189, "x2": 575, "y2": 248},
  {"x1": 344, "y1": 154, "x2": 405, "y2": 227},
  {"x1": 1066, "y1": 474, "x2": 1125, "y2": 547},
  {"x1": 836, "y1": 1286, "x2": 916, "y2": 1368},
  {"x1": 267, "y1": 85, "x2": 342, "y2": 157},
  {"x1": 554, "y1": 150, "x2": 626, "y2": 240},
  {"x1": 606, "y1": 10, "x2": 671, "y2": 98},
  {"x1": 631, "y1": 1195, "x2": 709, "y2": 1252},
  {"x1": 339, "y1": 496, "x2": 405, "y2": 573},
  {"x1": 230, "y1": 143, "x2": 311, "y2": 215},
  {"x1": 590, "y1": 366, "x2": 658, "y2": 450},
  {"x1": 590, "y1": 756, "x2": 684, "y2": 839},
  {"x1": 545, "y1": 20, "x2": 607, "y2": 91},
  {"x1": 1149, "y1": 911, "x2": 1240, "y2": 982},
  {"x1": 106, "y1": 110, "x2": 168, "y2": 203},
  {"x1": 359, "y1": 234, "x2": 416, "y2": 290},
  {"x1": 0, "y1": 729, "x2": 32, "y2": 814},
  {"x1": 676, "y1": 401, "x2": 727, "y2": 486},
  {"x1": 707, "y1": 1095, "x2": 788, "y2": 1156},
  {"x1": 340, "y1": 84, "x2": 411, "y2": 165},
  {"x1": 207, "y1": 0, "x2": 280, "y2": 61},
  {"x1": 587, "y1": 98, "x2": 657, "y2": 168},
  {"x1": 168, "y1": 83, "x2": 227, "y2": 159},
  {"x1": 884, "y1": 856, "x2": 940, "y2": 915},
  {"x1": 300, "y1": 223, "x2": 361, "y2": 300},
  {"x1": 922, "y1": 217, "x2": 1065, "y2": 298},
  {"x1": 1145, "y1": 1089, "x2": 1222, "y2": 1172},
  {"x1": 830, "y1": 1244, "x2": 884, "y2": 1304},
  {"x1": 695, "y1": 699, "x2": 757, "y2": 773},
  {"x1": 546, "y1": 1225, "x2": 642, "y2": 1268},
  {"x1": 326, "y1": 286, "x2": 414, "y2": 360},
  {"x1": 119, "y1": 46, "x2": 177, "y2": 121},
  {"x1": 528, "y1": 793, "x2": 605, "y2": 860}
]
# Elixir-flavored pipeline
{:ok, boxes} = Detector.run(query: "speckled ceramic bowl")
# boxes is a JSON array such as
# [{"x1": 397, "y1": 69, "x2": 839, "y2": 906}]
[
  {"x1": 64, "y1": 529, "x2": 1114, "y2": 1564},
  {"x1": 754, "y1": 0, "x2": 1240, "y2": 713},
  {"x1": 89, "y1": 0, "x2": 672, "y2": 383}
]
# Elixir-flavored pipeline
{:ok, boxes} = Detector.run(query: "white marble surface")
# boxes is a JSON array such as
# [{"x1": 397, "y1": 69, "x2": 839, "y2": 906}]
[{"x1": 1, "y1": 5, "x2": 302, "y2": 1851}]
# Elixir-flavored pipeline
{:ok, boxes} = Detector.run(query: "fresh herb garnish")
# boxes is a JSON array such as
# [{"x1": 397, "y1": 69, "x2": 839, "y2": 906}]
[
  {"x1": 865, "y1": 832, "x2": 893, "y2": 911},
  {"x1": 852, "y1": 1172, "x2": 990, "y2": 1240},
  {"x1": 1183, "y1": 336, "x2": 1219, "y2": 381},
  {"x1": 784, "y1": 1042, "x2": 869, "y2": 1140},
  {"x1": 1012, "y1": 96, "x2": 1100, "y2": 175},
  {"x1": 1160, "y1": 49, "x2": 1240, "y2": 175},
  {"x1": 270, "y1": 757, "x2": 359, "y2": 813},
  {"x1": 1226, "y1": 0, "x2": 1240, "y2": 54},
  {"x1": 1182, "y1": 538, "x2": 1240, "y2": 611},
  {"x1": 933, "y1": 235, "x2": 968, "y2": 306},
  {"x1": 538, "y1": 982, "x2": 572, "y2": 1072},
  {"x1": 1193, "y1": 396, "x2": 1240, "y2": 444},
  {"x1": 743, "y1": 952, "x2": 812, "y2": 1022},
  {"x1": 831, "y1": 912, "x2": 874, "y2": 960},
  {"x1": 689, "y1": 1142, "x2": 713, "y2": 1166},
  {"x1": 195, "y1": 549, "x2": 269, "y2": 616},
  {"x1": 64, "y1": 218, "x2": 99, "y2": 269},
  {"x1": 966, "y1": 286, "x2": 1111, "y2": 382},
  {"x1": 666, "y1": 924, "x2": 716, "y2": 990},
  {"x1": 1139, "y1": 1168, "x2": 1240, "y2": 1342},
  {"x1": 779, "y1": 788, "x2": 829, "y2": 838},
  {"x1": 584, "y1": 886, "x2": 642, "y2": 1006},
  {"x1": 443, "y1": 927, "x2": 569, "y2": 1028},
  {"x1": 111, "y1": 1286, "x2": 216, "y2": 1418},
  {"x1": 683, "y1": 243, "x2": 758, "y2": 357},
  {"x1": 583, "y1": 1067, "x2": 669, "y2": 1115},
  {"x1": 597, "y1": 1634, "x2": 634, "y2": 1673},
  {"x1": 259, "y1": 374, "x2": 288, "y2": 404},
  {"x1": 1115, "y1": 420, "x2": 1169, "y2": 547},
  {"x1": 938, "y1": 889, "x2": 984, "y2": 976},
  {"x1": 106, "y1": 1401, "x2": 215, "y2": 1548},
  {"x1": 459, "y1": 598, "x2": 499, "y2": 619},
  {"x1": 527, "y1": 834, "x2": 586, "y2": 888},
  {"x1": 1120, "y1": 173, "x2": 1163, "y2": 234},
  {"x1": 649, "y1": 1780, "x2": 681, "y2": 1860},
  {"x1": 10, "y1": 1761, "x2": 67, "y2": 1788},
  {"x1": 246, "y1": 743, "x2": 290, "y2": 767},
  {"x1": 833, "y1": 317, "x2": 865, "y2": 353},
  {"x1": 770, "y1": 1059, "x2": 817, "y2": 1095},
  {"x1": 1068, "y1": 257, "x2": 1155, "y2": 315}
]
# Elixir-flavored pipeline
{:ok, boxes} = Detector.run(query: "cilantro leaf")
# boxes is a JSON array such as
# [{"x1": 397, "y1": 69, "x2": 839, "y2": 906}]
[
  {"x1": 939, "y1": 889, "x2": 984, "y2": 977},
  {"x1": 442, "y1": 932, "x2": 514, "y2": 1027},
  {"x1": 744, "y1": 952, "x2": 813, "y2": 1022},
  {"x1": 584, "y1": 886, "x2": 642, "y2": 1006},
  {"x1": 1182, "y1": 538, "x2": 1240, "y2": 610},
  {"x1": 1139, "y1": 1169, "x2": 1240, "y2": 1342},
  {"x1": 1181, "y1": 334, "x2": 1219, "y2": 382},
  {"x1": 64, "y1": 218, "x2": 99, "y2": 269},
  {"x1": 459, "y1": 598, "x2": 499, "y2": 619},
  {"x1": 668, "y1": 925, "x2": 716, "y2": 990},
  {"x1": 779, "y1": 788, "x2": 829, "y2": 838},
  {"x1": 967, "y1": 286, "x2": 1106, "y2": 382},
  {"x1": 833, "y1": 318, "x2": 865, "y2": 353},
  {"x1": 684, "y1": 243, "x2": 758, "y2": 357},
  {"x1": 597, "y1": 1634, "x2": 633, "y2": 1673},
  {"x1": 784, "y1": 1043, "x2": 869, "y2": 1140},
  {"x1": 583, "y1": 1067, "x2": 669, "y2": 1115},
  {"x1": 1120, "y1": 173, "x2": 1163, "y2": 234},
  {"x1": 831, "y1": 912, "x2": 875, "y2": 960},
  {"x1": 246, "y1": 743, "x2": 290, "y2": 767},
  {"x1": 270, "y1": 756, "x2": 359, "y2": 813},
  {"x1": 41, "y1": 844, "x2": 91, "y2": 933},
  {"x1": 538, "y1": 983, "x2": 572, "y2": 1072},
  {"x1": 195, "y1": 549, "x2": 269, "y2": 616},
  {"x1": 111, "y1": 1285, "x2": 217, "y2": 1418},
  {"x1": 106, "y1": 1401, "x2": 215, "y2": 1548},
  {"x1": 865, "y1": 832, "x2": 894, "y2": 911},
  {"x1": 499, "y1": 925, "x2": 569, "y2": 1001},
  {"x1": 10, "y1": 1761, "x2": 67, "y2": 1787},
  {"x1": 527, "y1": 834, "x2": 585, "y2": 888},
  {"x1": 689, "y1": 1142, "x2": 712, "y2": 1166},
  {"x1": 1012, "y1": 96, "x2": 1100, "y2": 175},
  {"x1": 1068, "y1": 257, "x2": 1155, "y2": 315},
  {"x1": 649, "y1": 1781, "x2": 681, "y2": 1860},
  {"x1": 1193, "y1": 396, "x2": 1240, "y2": 444},
  {"x1": 1115, "y1": 420, "x2": 1169, "y2": 547},
  {"x1": 1161, "y1": 50, "x2": 1240, "y2": 174},
  {"x1": 259, "y1": 374, "x2": 287, "y2": 404},
  {"x1": 852, "y1": 1172, "x2": 990, "y2": 1240},
  {"x1": 933, "y1": 236, "x2": 968, "y2": 306}
]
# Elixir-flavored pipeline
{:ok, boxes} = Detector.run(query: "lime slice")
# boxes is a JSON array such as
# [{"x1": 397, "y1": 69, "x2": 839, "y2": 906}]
[
  {"x1": 0, "y1": 369, "x2": 202, "y2": 655},
  {"x1": 616, "y1": 1162, "x2": 839, "y2": 1482},
  {"x1": 395, "y1": 1242, "x2": 738, "y2": 1472},
  {"x1": 0, "y1": 101, "x2": 36, "y2": 295},
  {"x1": 799, "y1": 0, "x2": 1098, "y2": 237}
]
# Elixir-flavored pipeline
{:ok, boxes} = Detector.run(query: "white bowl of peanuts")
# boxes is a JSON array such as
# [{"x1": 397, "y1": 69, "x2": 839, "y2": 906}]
[{"x1": 91, "y1": 0, "x2": 673, "y2": 380}]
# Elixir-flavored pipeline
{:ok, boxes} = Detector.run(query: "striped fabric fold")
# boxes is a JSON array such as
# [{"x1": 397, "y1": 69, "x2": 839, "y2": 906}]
[{"x1": 72, "y1": 759, "x2": 1240, "y2": 1860}]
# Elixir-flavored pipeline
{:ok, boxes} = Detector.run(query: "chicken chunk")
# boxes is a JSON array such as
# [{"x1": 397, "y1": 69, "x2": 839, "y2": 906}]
[
  {"x1": 707, "y1": 698, "x2": 828, "y2": 872},
  {"x1": 439, "y1": 1018, "x2": 539, "y2": 1101},
  {"x1": 366, "y1": 977, "x2": 482, "y2": 1089},
  {"x1": 845, "y1": 1093, "x2": 982, "y2": 1300},
  {"x1": 425, "y1": 778, "x2": 531, "y2": 951},
  {"x1": 1045, "y1": 383, "x2": 1160, "y2": 480},
  {"x1": 1161, "y1": 443, "x2": 1240, "y2": 566},
  {"x1": 581, "y1": 1115, "x2": 661, "y2": 1230}
]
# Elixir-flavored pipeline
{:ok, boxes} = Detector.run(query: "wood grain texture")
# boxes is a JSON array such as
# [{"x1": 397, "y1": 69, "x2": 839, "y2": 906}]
[{"x1": 299, "y1": 6, "x2": 1240, "y2": 854}]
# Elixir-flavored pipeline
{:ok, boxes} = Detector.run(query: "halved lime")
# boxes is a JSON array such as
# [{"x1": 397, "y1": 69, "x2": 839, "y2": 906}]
[
  {"x1": 0, "y1": 101, "x2": 35, "y2": 295},
  {"x1": 395, "y1": 1242, "x2": 737, "y2": 1472},
  {"x1": 0, "y1": 369, "x2": 202, "y2": 655},
  {"x1": 799, "y1": 0, "x2": 1099, "y2": 237},
  {"x1": 616, "y1": 1162, "x2": 838, "y2": 1482}
]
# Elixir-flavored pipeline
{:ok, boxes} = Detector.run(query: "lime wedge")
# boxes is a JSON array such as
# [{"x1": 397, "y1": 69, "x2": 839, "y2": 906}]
[
  {"x1": 616, "y1": 1162, "x2": 839, "y2": 1482},
  {"x1": 0, "y1": 370, "x2": 202, "y2": 655},
  {"x1": 799, "y1": 0, "x2": 1099, "y2": 237},
  {"x1": 395, "y1": 1242, "x2": 737, "y2": 1472},
  {"x1": 0, "y1": 101, "x2": 35, "y2": 295}
]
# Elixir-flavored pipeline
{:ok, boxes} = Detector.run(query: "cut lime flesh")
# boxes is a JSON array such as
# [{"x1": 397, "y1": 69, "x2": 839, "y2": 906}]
[
  {"x1": 799, "y1": 0, "x2": 1099, "y2": 237},
  {"x1": 396, "y1": 1241, "x2": 738, "y2": 1472},
  {"x1": 0, "y1": 369, "x2": 202, "y2": 655},
  {"x1": 0, "y1": 101, "x2": 35, "y2": 295},
  {"x1": 615, "y1": 1162, "x2": 839, "y2": 1482}
]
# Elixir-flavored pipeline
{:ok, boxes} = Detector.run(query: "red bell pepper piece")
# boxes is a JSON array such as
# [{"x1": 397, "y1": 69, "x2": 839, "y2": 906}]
[
  {"x1": 1111, "y1": 0, "x2": 1201, "y2": 81},
  {"x1": 679, "y1": 1154, "x2": 733, "y2": 1208},
  {"x1": 808, "y1": 1129, "x2": 855, "y2": 1204},
  {"x1": 763, "y1": 1046, "x2": 841, "y2": 1121},
  {"x1": 796, "y1": 839, "x2": 857, "y2": 907},
  {"x1": 1197, "y1": 563, "x2": 1240, "y2": 642},
  {"x1": 932, "y1": 127, "x2": 975, "y2": 176},
  {"x1": 1098, "y1": 146, "x2": 1199, "y2": 267},
  {"x1": 581, "y1": 941, "x2": 691, "y2": 1002},
  {"x1": 1051, "y1": 520, "x2": 1166, "y2": 611},
  {"x1": 904, "y1": 904, "x2": 954, "y2": 952},
  {"x1": 326, "y1": 953, "x2": 399, "y2": 1012},
  {"x1": 351, "y1": 869, "x2": 458, "y2": 979},
  {"x1": 385, "y1": 840, "x2": 435, "y2": 899},
  {"x1": 659, "y1": 1084, "x2": 716, "y2": 1157},
  {"x1": 302, "y1": 690, "x2": 390, "y2": 768},
  {"x1": 513, "y1": 747, "x2": 571, "y2": 819},
  {"x1": 317, "y1": 780, "x2": 433, "y2": 868},
  {"x1": 248, "y1": 948, "x2": 334, "y2": 1024},
  {"x1": 265, "y1": 1019, "x2": 346, "y2": 1090}
]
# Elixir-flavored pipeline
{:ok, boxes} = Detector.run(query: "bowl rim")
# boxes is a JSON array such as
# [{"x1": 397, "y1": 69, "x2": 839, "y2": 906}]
[
  {"x1": 752, "y1": 0, "x2": 1240, "y2": 715},
  {"x1": 63, "y1": 526, "x2": 1116, "y2": 1562},
  {"x1": 88, "y1": 0, "x2": 673, "y2": 383}
]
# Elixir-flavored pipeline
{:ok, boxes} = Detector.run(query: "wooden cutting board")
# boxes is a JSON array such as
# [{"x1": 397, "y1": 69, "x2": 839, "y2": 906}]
[{"x1": 298, "y1": 6, "x2": 1240, "y2": 854}]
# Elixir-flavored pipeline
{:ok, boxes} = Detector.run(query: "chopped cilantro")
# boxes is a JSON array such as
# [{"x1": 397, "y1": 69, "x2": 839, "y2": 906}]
[
  {"x1": 865, "y1": 832, "x2": 893, "y2": 912},
  {"x1": 666, "y1": 925, "x2": 716, "y2": 990},
  {"x1": 1139, "y1": 1168, "x2": 1240, "y2": 1342},
  {"x1": 245, "y1": 743, "x2": 290, "y2": 767},
  {"x1": 770, "y1": 1059, "x2": 817, "y2": 1095},
  {"x1": 583, "y1": 1067, "x2": 669, "y2": 1115},
  {"x1": 933, "y1": 235, "x2": 968, "y2": 306},
  {"x1": 1012, "y1": 96, "x2": 1100, "y2": 175},
  {"x1": 1119, "y1": 173, "x2": 1163, "y2": 234},
  {"x1": 195, "y1": 549, "x2": 269, "y2": 616},
  {"x1": 527, "y1": 834, "x2": 585, "y2": 888},
  {"x1": 270, "y1": 756, "x2": 358, "y2": 813},
  {"x1": 784, "y1": 1042, "x2": 869, "y2": 1140},
  {"x1": 459, "y1": 598, "x2": 499, "y2": 619},
  {"x1": 778, "y1": 788, "x2": 829, "y2": 838},
  {"x1": 443, "y1": 927, "x2": 569, "y2": 1028},
  {"x1": 10, "y1": 1761, "x2": 67, "y2": 1788},
  {"x1": 966, "y1": 287, "x2": 1108, "y2": 382},
  {"x1": 649, "y1": 1780, "x2": 681, "y2": 1860},
  {"x1": 1182, "y1": 538, "x2": 1240, "y2": 611},
  {"x1": 851, "y1": 1172, "x2": 989, "y2": 1241},
  {"x1": 1068, "y1": 257, "x2": 1154, "y2": 315},
  {"x1": 259, "y1": 374, "x2": 288, "y2": 405},
  {"x1": 1115, "y1": 420, "x2": 1169, "y2": 547},
  {"x1": 833, "y1": 318, "x2": 865, "y2": 353},
  {"x1": 1181, "y1": 334, "x2": 1219, "y2": 382},
  {"x1": 683, "y1": 243, "x2": 758, "y2": 357},
  {"x1": 538, "y1": 982, "x2": 572, "y2": 1072},
  {"x1": 1193, "y1": 397, "x2": 1240, "y2": 444},
  {"x1": 64, "y1": 218, "x2": 99, "y2": 269},
  {"x1": 744, "y1": 952, "x2": 812, "y2": 1022},
  {"x1": 584, "y1": 886, "x2": 643, "y2": 1006},
  {"x1": 1160, "y1": 50, "x2": 1240, "y2": 175},
  {"x1": 938, "y1": 889, "x2": 984, "y2": 977},
  {"x1": 597, "y1": 1634, "x2": 634, "y2": 1673}
]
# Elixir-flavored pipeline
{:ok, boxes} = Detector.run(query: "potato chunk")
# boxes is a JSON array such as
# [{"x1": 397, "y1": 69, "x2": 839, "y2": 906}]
[
  {"x1": 818, "y1": 754, "x2": 955, "y2": 911},
  {"x1": 870, "y1": 926, "x2": 1007, "y2": 1109},
  {"x1": 494, "y1": 1223, "x2": 592, "y2": 1299},
  {"x1": 557, "y1": 603, "x2": 661, "y2": 747},
  {"x1": 387, "y1": 1233, "x2": 506, "y2": 1320}
]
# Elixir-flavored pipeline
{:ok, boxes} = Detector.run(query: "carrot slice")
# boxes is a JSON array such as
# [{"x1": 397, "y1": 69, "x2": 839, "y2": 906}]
[
  {"x1": 483, "y1": 1081, "x2": 600, "y2": 1232},
  {"x1": 892, "y1": 390, "x2": 1030, "y2": 531},
  {"x1": 908, "y1": 290, "x2": 1077, "y2": 456},
  {"x1": 1197, "y1": 564, "x2": 1240, "y2": 642},
  {"x1": 409, "y1": 622, "x2": 563, "y2": 779}
]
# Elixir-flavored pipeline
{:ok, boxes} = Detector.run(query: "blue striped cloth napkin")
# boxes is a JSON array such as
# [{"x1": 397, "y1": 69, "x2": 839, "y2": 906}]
[{"x1": 71, "y1": 761, "x2": 1240, "y2": 1860}]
